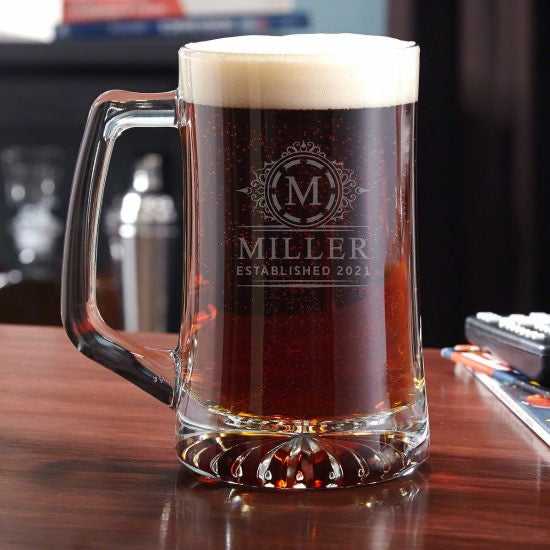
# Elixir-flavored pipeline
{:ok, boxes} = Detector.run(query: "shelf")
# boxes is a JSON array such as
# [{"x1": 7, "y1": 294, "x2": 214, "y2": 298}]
[{"x1": 0, "y1": 35, "x2": 215, "y2": 72}]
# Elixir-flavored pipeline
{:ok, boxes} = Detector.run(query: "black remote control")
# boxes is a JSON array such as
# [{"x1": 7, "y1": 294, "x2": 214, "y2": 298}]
[{"x1": 465, "y1": 312, "x2": 550, "y2": 386}]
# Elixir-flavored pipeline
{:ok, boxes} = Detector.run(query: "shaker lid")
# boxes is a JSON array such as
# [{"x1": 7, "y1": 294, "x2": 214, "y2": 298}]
[
  {"x1": 132, "y1": 153, "x2": 162, "y2": 193},
  {"x1": 105, "y1": 154, "x2": 177, "y2": 232}
]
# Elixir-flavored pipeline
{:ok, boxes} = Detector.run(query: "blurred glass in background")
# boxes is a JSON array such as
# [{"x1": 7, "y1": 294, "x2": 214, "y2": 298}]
[{"x1": 0, "y1": 146, "x2": 64, "y2": 324}]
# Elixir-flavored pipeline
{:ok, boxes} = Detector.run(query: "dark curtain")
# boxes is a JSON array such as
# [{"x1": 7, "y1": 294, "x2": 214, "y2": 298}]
[{"x1": 389, "y1": 0, "x2": 549, "y2": 346}]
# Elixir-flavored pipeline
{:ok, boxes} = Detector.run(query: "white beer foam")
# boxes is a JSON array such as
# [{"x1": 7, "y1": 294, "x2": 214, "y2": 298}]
[{"x1": 179, "y1": 34, "x2": 419, "y2": 109}]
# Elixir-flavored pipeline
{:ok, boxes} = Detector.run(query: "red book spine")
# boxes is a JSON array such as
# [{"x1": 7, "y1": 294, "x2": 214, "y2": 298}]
[{"x1": 63, "y1": 0, "x2": 185, "y2": 24}]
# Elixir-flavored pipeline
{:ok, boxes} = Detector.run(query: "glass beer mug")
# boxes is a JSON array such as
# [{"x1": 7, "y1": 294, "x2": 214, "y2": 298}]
[{"x1": 62, "y1": 34, "x2": 428, "y2": 489}]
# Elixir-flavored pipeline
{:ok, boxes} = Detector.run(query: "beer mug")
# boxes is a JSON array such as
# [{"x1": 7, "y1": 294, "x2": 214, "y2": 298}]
[{"x1": 62, "y1": 34, "x2": 428, "y2": 489}]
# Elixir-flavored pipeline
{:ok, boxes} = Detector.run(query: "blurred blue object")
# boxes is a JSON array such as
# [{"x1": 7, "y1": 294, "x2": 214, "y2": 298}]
[
  {"x1": 295, "y1": 0, "x2": 386, "y2": 34},
  {"x1": 56, "y1": 13, "x2": 310, "y2": 40}
]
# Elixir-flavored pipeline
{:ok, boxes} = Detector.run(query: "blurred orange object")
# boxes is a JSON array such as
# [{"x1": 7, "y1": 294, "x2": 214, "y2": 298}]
[
  {"x1": 525, "y1": 395, "x2": 550, "y2": 408},
  {"x1": 62, "y1": 0, "x2": 293, "y2": 24},
  {"x1": 63, "y1": 0, "x2": 184, "y2": 24}
]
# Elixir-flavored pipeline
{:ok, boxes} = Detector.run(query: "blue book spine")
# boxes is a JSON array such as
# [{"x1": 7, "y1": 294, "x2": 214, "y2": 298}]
[{"x1": 56, "y1": 13, "x2": 309, "y2": 40}]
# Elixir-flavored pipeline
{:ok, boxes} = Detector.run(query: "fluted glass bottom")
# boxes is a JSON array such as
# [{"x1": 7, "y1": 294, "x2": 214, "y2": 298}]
[{"x1": 175, "y1": 403, "x2": 429, "y2": 490}]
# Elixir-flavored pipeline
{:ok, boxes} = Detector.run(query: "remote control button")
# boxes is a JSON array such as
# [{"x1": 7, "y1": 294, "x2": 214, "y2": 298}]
[
  {"x1": 476, "y1": 312, "x2": 501, "y2": 323},
  {"x1": 498, "y1": 318, "x2": 546, "y2": 340}
]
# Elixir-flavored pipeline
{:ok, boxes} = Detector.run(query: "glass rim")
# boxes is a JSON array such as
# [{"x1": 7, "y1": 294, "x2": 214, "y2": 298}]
[{"x1": 179, "y1": 39, "x2": 419, "y2": 59}]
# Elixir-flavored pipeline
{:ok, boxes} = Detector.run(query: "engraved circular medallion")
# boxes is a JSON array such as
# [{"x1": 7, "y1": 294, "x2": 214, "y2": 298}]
[{"x1": 264, "y1": 150, "x2": 343, "y2": 228}]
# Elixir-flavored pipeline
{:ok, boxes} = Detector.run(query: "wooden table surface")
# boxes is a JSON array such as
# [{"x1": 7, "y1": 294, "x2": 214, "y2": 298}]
[{"x1": 1, "y1": 324, "x2": 549, "y2": 549}]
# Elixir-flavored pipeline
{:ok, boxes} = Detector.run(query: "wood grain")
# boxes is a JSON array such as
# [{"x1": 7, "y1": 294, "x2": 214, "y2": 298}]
[{"x1": 0, "y1": 325, "x2": 549, "y2": 549}]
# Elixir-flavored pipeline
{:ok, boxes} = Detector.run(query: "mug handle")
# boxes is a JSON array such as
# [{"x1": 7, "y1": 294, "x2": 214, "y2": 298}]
[{"x1": 62, "y1": 90, "x2": 179, "y2": 406}]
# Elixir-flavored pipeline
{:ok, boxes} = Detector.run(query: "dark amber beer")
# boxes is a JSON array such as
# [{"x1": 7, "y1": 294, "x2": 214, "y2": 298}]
[{"x1": 180, "y1": 103, "x2": 416, "y2": 418}]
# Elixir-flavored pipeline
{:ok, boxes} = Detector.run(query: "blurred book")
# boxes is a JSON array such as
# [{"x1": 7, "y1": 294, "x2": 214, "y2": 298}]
[
  {"x1": 56, "y1": 12, "x2": 308, "y2": 40},
  {"x1": 62, "y1": 0, "x2": 295, "y2": 23},
  {"x1": 463, "y1": 365, "x2": 550, "y2": 446},
  {"x1": 443, "y1": 344, "x2": 550, "y2": 446}
]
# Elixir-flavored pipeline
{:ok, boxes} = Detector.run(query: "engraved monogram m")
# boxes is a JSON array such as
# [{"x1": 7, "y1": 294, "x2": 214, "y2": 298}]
[
  {"x1": 286, "y1": 176, "x2": 321, "y2": 206},
  {"x1": 238, "y1": 141, "x2": 366, "y2": 229}
]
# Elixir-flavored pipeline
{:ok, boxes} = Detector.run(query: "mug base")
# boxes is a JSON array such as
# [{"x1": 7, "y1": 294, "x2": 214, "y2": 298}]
[{"x1": 175, "y1": 410, "x2": 429, "y2": 490}]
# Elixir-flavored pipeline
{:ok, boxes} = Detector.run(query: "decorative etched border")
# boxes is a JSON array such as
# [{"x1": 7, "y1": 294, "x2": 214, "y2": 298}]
[{"x1": 237, "y1": 141, "x2": 366, "y2": 226}]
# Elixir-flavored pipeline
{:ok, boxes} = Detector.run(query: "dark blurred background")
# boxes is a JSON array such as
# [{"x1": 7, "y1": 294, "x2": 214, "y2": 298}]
[{"x1": 0, "y1": 0, "x2": 547, "y2": 345}]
